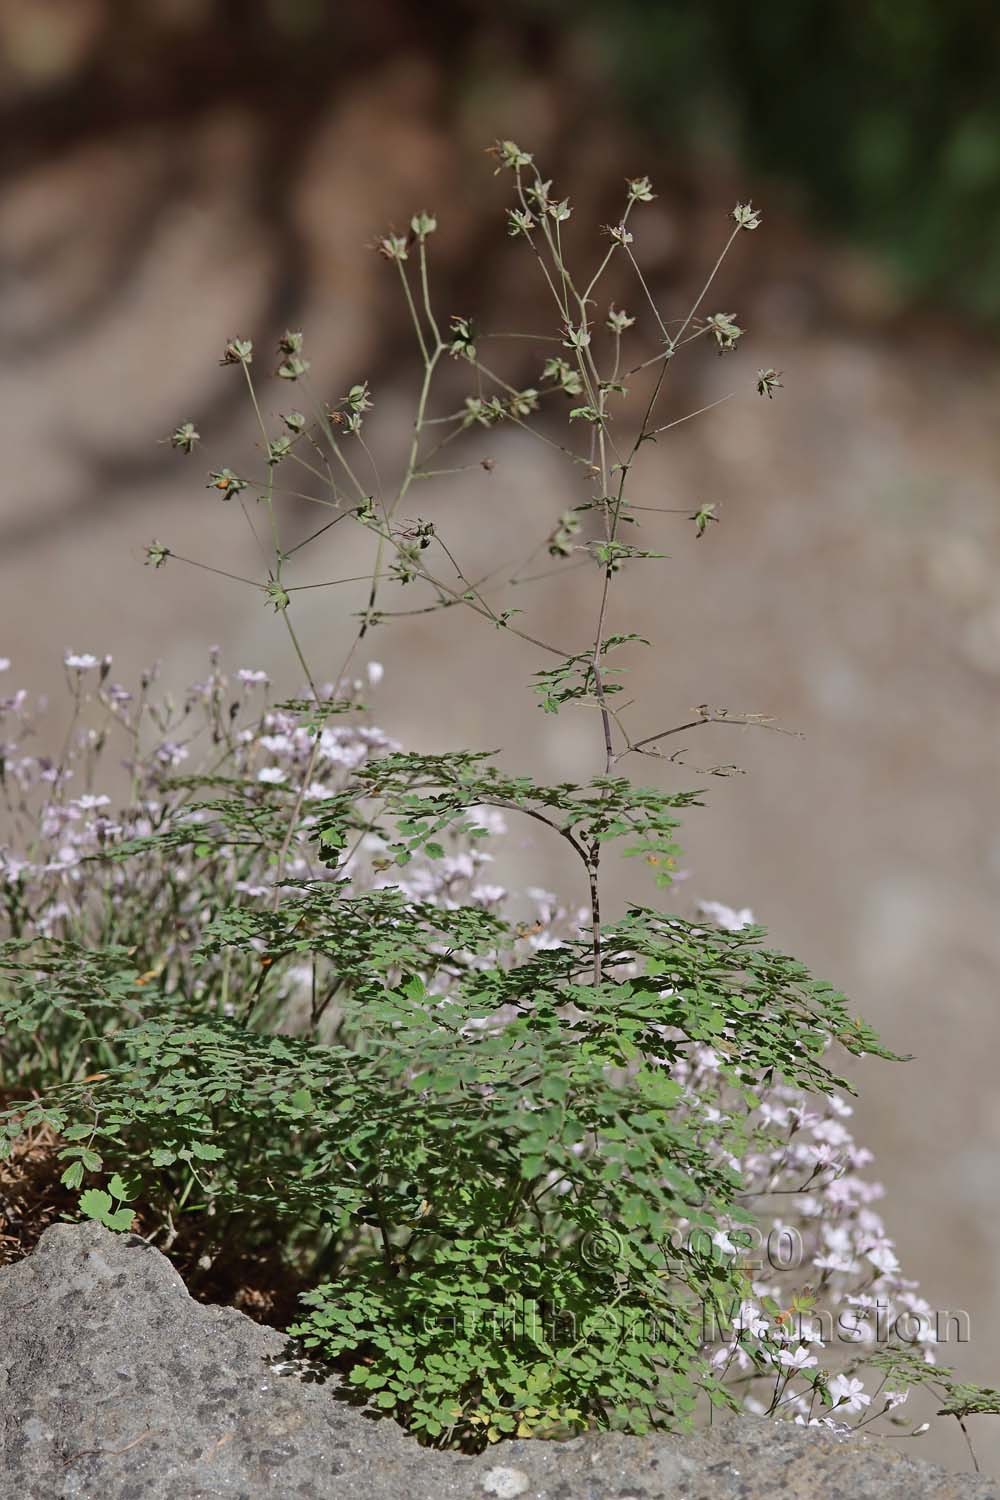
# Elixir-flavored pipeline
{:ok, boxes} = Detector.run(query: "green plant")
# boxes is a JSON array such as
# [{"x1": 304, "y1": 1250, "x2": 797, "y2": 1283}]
[{"x1": 2, "y1": 143, "x2": 996, "y2": 1456}]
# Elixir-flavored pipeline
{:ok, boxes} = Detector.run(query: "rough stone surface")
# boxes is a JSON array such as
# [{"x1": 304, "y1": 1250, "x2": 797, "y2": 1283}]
[{"x1": 0, "y1": 1223, "x2": 994, "y2": 1499}]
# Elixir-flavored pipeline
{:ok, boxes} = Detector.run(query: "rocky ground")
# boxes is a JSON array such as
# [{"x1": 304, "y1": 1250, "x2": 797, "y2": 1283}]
[{"x1": 0, "y1": 1223, "x2": 993, "y2": 1500}]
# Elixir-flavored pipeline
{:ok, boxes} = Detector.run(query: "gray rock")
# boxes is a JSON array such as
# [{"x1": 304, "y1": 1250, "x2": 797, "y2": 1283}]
[{"x1": 0, "y1": 1222, "x2": 994, "y2": 1499}]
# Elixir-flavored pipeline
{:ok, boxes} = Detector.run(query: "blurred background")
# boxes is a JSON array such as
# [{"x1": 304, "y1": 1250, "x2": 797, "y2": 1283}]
[{"x1": 3, "y1": 0, "x2": 1000, "y2": 1473}]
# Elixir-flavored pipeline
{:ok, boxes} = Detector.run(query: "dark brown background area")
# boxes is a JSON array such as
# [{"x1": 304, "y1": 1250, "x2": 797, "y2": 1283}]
[{"x1": 3, "y1": 0, "x2": 1000, "y2": 1475}]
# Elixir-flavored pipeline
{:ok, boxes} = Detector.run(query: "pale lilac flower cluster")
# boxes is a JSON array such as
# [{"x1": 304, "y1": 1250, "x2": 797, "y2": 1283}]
[
  {"x1": 0, "y1": 652, "x2": 574, "y2": 989},
  {"x1": 689, "y1": 901, "x2": 928, "y2": 1432}
]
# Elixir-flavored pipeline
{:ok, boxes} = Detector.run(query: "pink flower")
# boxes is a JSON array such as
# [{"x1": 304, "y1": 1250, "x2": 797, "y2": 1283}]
[
  {"x1": 778, "y1": 1346, "x2": 818, "y2": 1371},
  {"x1": 732, "y1": 1301, "x2": 769, "y2": 1340},
  {"x1": 697, "y1": 899, "x2": 755, "y2": 932},
  {"x1": 814, "y1": 1250, "x2": 859, "y2": 1274},
  {"x1": 303, "y1": 782, "x2": 332, "y2": 801},
  {"x1": 472, "y1": 884, "x2": 507, "y2": 906},
  {"x1": 866, "y1": 1243, "x2": 900, "y2": 1277},
  {"x1": 829, "y1": 1374, "x2": 871, "y2": 1414}
]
